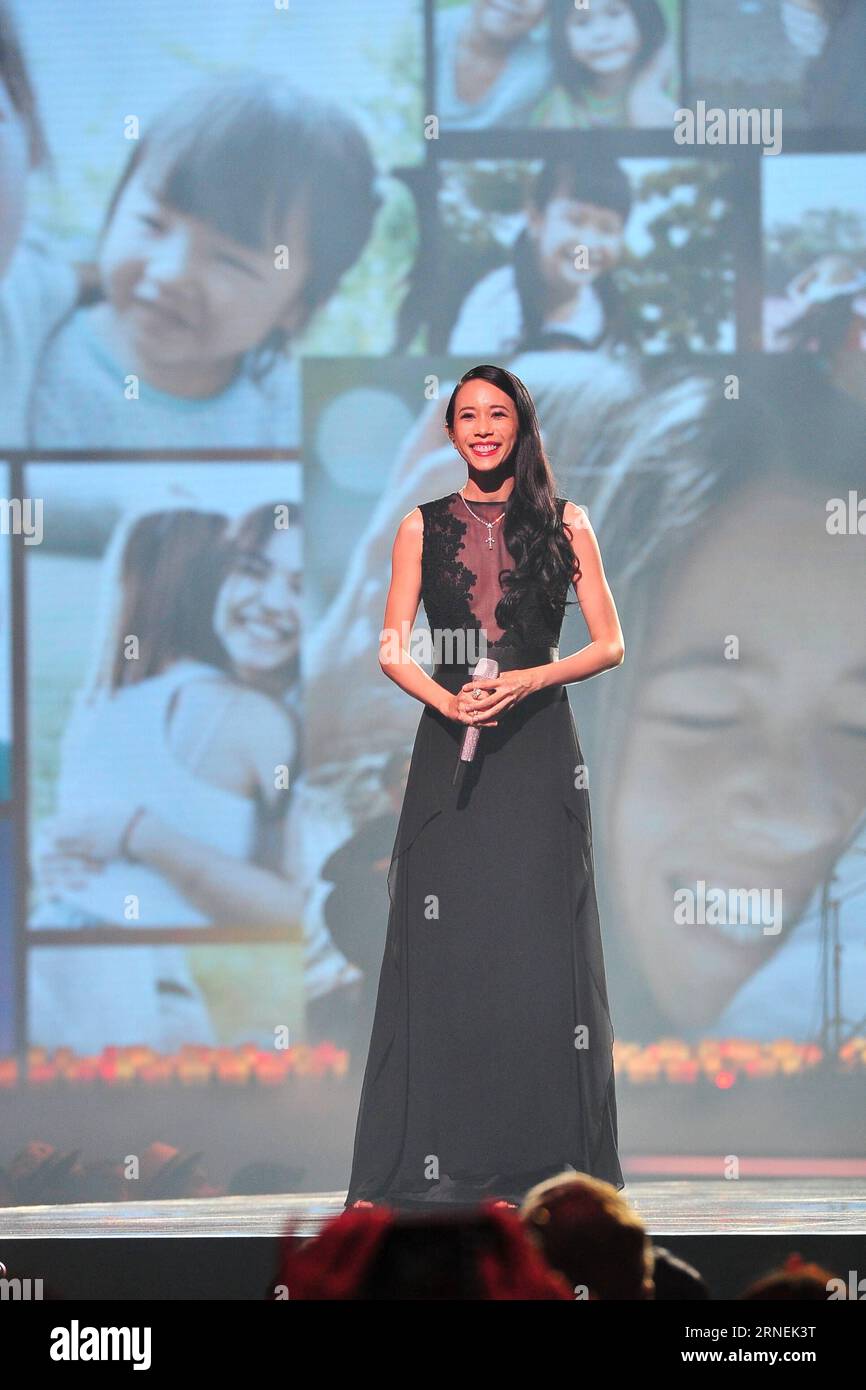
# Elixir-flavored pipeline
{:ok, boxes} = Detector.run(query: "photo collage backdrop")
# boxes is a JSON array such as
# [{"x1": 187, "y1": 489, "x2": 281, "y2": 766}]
[{"x1": 1, "y1": 2, "x2": 864, "y2": 1132}]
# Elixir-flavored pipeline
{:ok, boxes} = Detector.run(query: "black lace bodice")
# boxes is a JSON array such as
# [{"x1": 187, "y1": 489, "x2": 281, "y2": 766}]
[{"x1": 419, "y1": 491, "x2": 571, "y2": 663}]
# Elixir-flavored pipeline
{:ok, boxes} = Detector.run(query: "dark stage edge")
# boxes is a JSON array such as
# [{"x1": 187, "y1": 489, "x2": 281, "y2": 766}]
[{"x1": 2, "y1": 1182, "x2": 865, "y2": 1300}]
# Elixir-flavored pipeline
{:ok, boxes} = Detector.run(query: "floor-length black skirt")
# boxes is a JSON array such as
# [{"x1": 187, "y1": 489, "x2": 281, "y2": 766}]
[{"x1": 345, "y1": 662, "x2": 623, "y2": 1208}]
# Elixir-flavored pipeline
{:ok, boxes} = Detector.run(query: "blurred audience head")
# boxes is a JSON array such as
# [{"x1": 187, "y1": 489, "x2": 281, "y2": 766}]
[
  {"x1": 521, "y1": 1170, "x2": 654, "y2": 1299},
  {"x1": 739, "y1": 1252, "x2": 840, "y2": 1300},
  {"x1": 276, "y1": 1203, "x2": 574, "y2": 1300}
]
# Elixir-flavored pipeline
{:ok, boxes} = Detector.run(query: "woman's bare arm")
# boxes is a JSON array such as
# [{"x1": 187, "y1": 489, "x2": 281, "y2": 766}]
[{"x1": 380, "y1": 510, "x2": 453, "y2": 713}]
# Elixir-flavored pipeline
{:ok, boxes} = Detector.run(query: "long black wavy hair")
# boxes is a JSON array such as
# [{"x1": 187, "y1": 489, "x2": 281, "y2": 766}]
[{"x1": 444, "y1": 364, "x2": 579, "y2": 641}]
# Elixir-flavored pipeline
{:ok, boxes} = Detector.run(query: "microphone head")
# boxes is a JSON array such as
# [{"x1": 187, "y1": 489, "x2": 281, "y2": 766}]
[{"x1": 472, "y1": 657, "x2": 499, "y2": 680}]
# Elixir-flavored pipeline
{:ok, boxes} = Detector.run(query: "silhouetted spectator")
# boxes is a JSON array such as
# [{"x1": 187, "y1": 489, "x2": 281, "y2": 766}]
[
  {"x1": 275, "y1": 1203, "x2": 573, "y2": 1300},
  {"x1": 521, "y1": 1170, "x2": 654, "y2": 1299},
  {"x1": 739, "y1": 1253, "x2": 840, "y2": 1300}
]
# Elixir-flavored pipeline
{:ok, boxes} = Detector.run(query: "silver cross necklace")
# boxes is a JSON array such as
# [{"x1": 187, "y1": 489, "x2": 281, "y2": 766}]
[{"x1": 458, "y1": 487, "x2": 508, "y2": 550}]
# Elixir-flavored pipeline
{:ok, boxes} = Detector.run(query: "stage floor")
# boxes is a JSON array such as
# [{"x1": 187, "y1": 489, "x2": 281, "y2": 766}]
[{"x1": 2, "y1": 1178, "x2": 865, "y2": 1240}]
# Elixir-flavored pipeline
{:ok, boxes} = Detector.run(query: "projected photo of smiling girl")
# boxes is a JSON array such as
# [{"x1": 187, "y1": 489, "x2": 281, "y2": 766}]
[{"x1": 28, "y1": 497, "x2": 304, "y2": 1050}]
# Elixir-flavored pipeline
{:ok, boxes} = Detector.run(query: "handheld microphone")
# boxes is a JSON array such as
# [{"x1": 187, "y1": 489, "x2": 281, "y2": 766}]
[{"x1": 452, "y1": 657, "x2": 499, "y2": 786}]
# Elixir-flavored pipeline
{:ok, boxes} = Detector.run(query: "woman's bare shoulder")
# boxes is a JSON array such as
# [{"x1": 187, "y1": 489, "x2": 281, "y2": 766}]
[
  {"x1": 392, "y1": 506, "x2": 426, "y2": 547},
  {"x1": 562, "y1": 499, "x2": 589, "y2": 526}
]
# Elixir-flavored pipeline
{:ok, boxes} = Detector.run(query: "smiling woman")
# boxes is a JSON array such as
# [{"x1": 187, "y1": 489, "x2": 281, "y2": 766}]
[
  {"x1": 449, "y1": 379, "x2": 519, "y2": 466},
  {"x1": 345, "y1": 363, "x2": 626, "y2": 1210}
]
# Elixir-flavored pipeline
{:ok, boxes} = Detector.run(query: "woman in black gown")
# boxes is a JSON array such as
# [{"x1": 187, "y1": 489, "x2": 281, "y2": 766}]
[{"x1": 346, "y1": 364, "x2": 625, "y2": 1209}]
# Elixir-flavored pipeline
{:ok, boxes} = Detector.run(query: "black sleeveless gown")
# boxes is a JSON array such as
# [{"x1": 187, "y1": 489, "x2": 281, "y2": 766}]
[{"x1": 345, "y1": 492, "x2": 623, "y2": 1207}]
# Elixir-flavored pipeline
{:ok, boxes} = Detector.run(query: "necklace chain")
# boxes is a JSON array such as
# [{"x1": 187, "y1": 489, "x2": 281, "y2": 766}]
[{"x1": 458, "y1": 488, "x2": 507, "y2": 549}]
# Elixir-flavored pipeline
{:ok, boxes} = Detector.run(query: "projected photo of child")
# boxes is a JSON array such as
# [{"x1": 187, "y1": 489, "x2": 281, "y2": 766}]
[
  {"x1": 24, "y1": 73, "x2": 381, "y2": 449},
  {"x1": 434, "y1": 0, "x2": 680, "y2": 131},
  {"x1": 30, "y1": 492, "x2": 302, "y2": 922},
  {"x1": 438, "y1": 153, "x2": 735, "y2": 357},
  {"x1": 528, "y1": 0, "x2": 679, "y2": 129},
  {"x1": 27, "y1": 477, "x2": 303, "y2": 1049}
]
